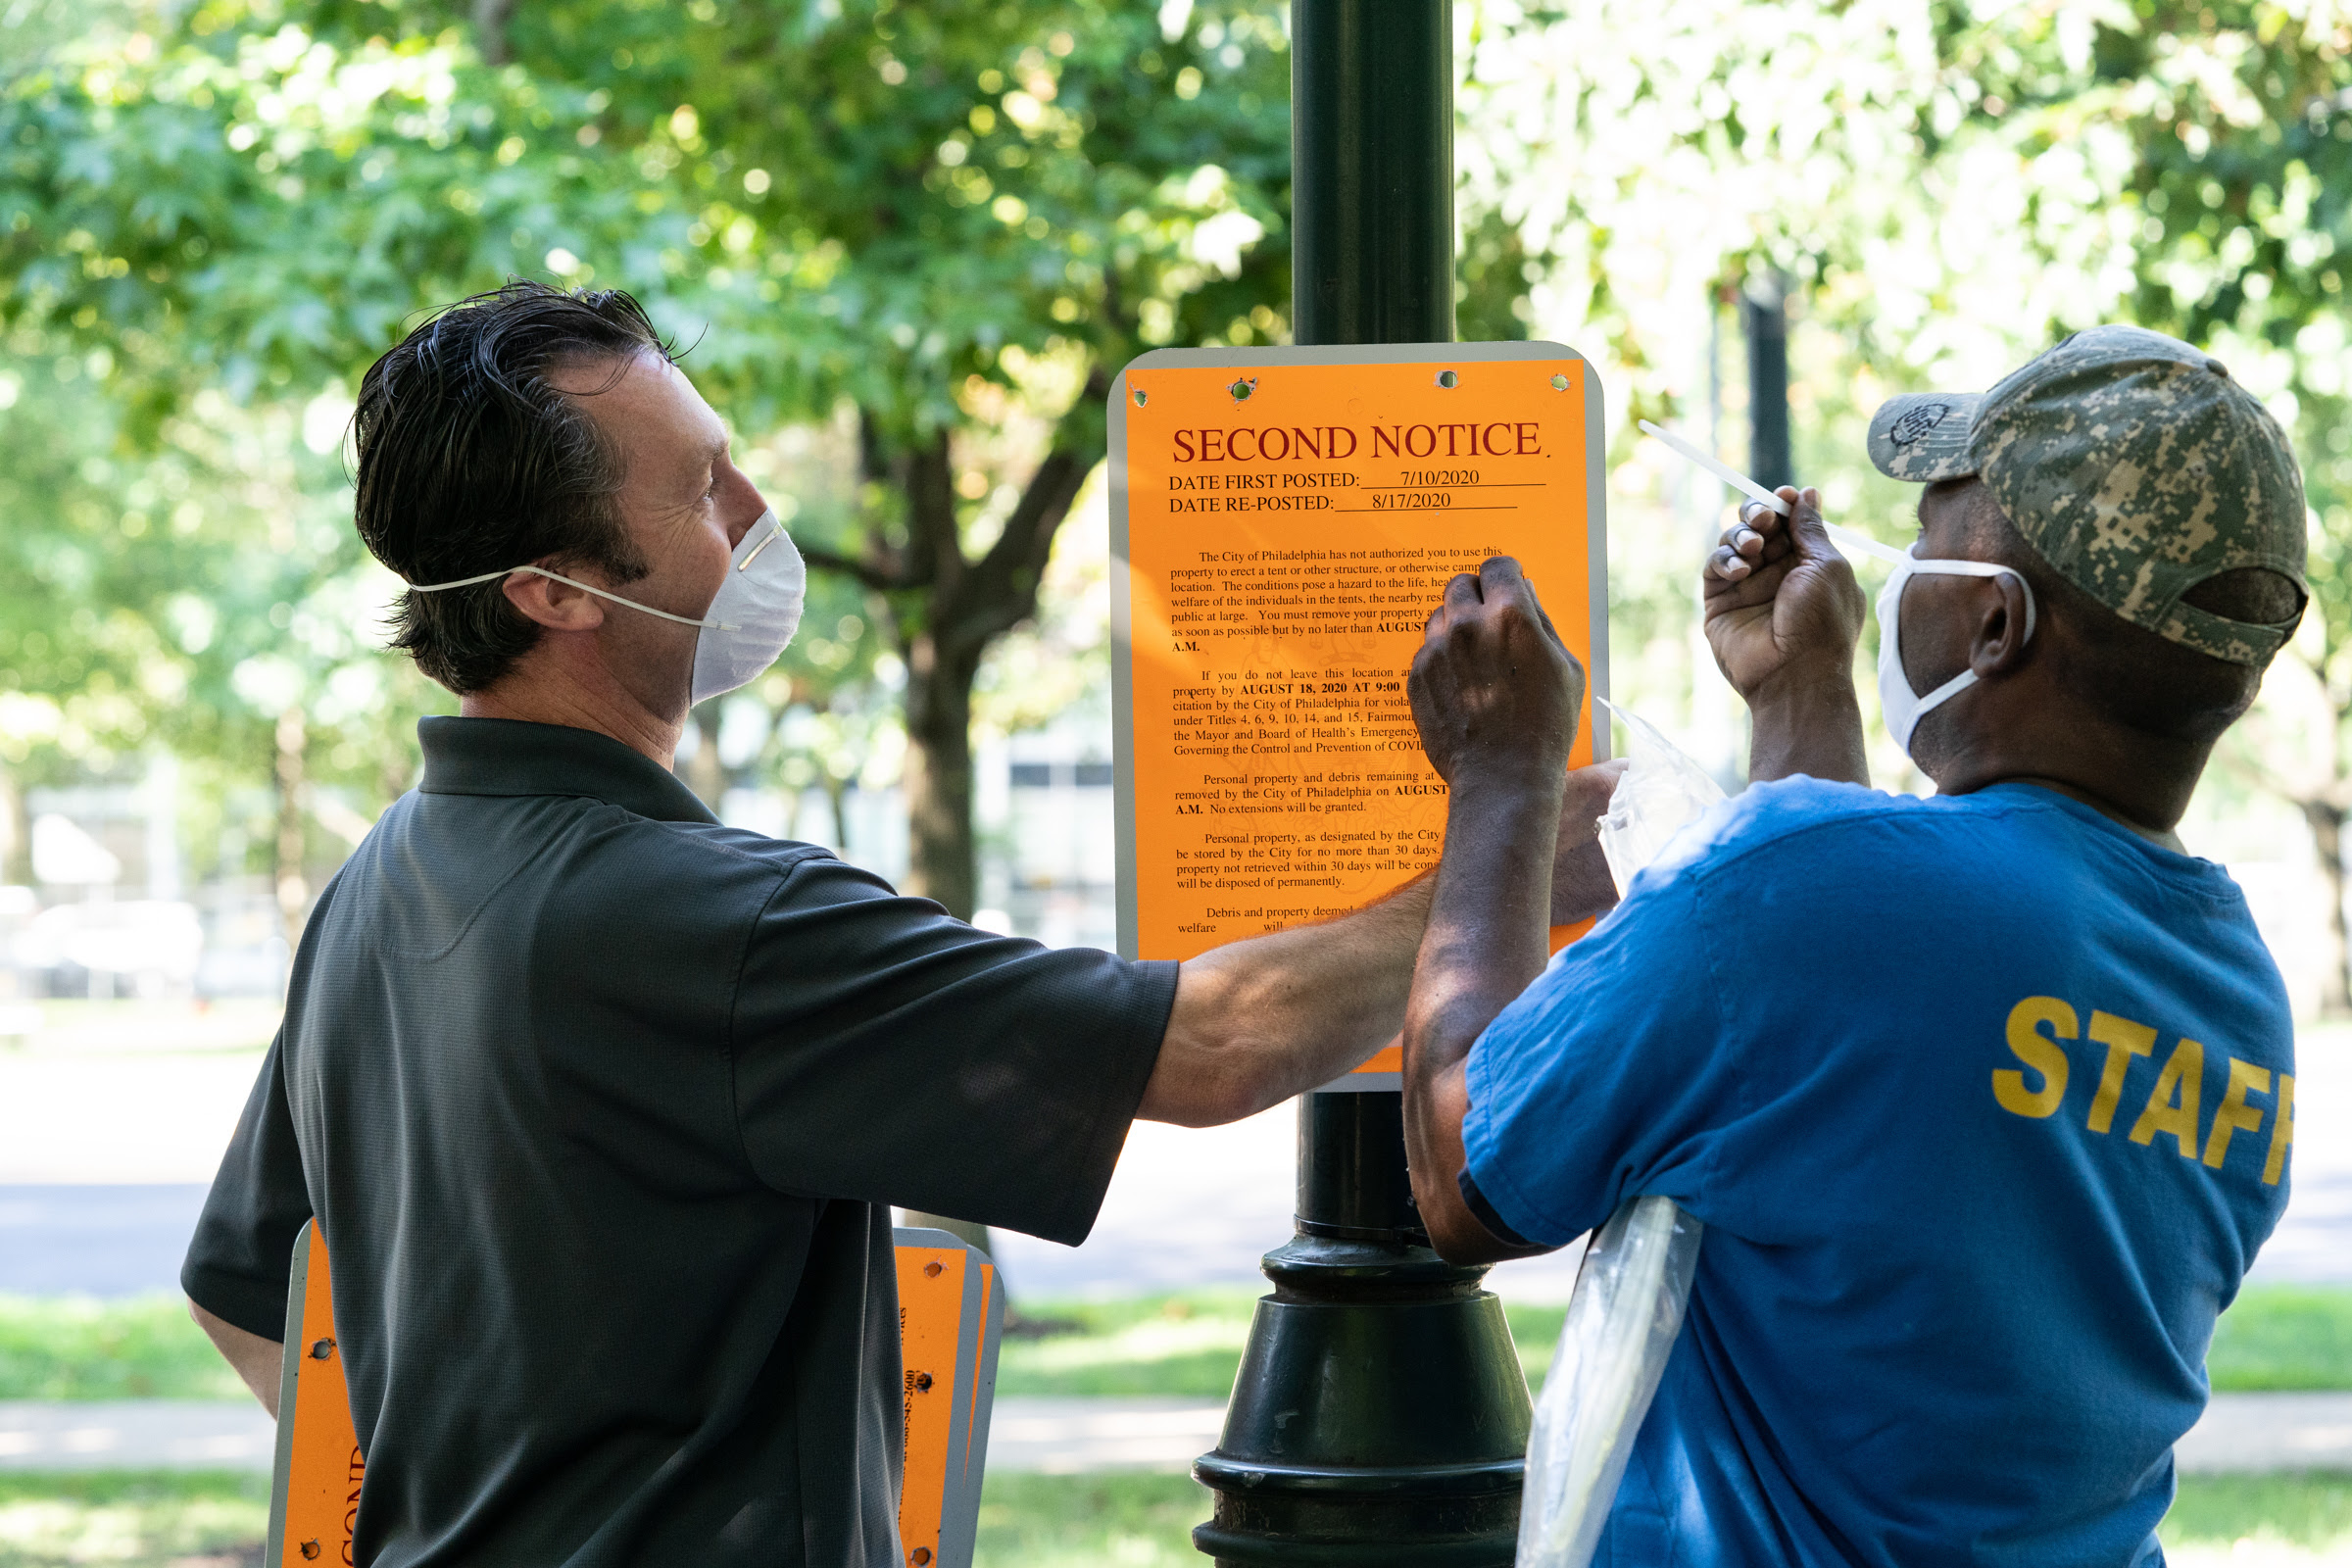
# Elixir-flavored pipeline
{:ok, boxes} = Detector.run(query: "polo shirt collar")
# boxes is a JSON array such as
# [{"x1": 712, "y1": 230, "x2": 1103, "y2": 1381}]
[{"x1": 417, "y1": 716, "x2": 719, "y2": 825}]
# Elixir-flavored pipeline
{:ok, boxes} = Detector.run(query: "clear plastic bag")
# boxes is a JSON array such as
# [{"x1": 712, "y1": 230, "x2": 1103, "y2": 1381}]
[
  {"x1": 1520, "y1": 699, "x2": 1720, "y2": 1566},
  {"x1": 1517, "y1": 1198, "x2": 1706, "y2": 1568},
  {"x1": 1594, "y1": 699, "x2": 1728, "y2": 898}
]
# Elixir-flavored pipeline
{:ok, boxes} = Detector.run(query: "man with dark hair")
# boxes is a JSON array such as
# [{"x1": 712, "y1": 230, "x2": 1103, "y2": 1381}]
[
  {"x1": 180, "y1": 279, "x2": 1618, "y2": 1565},
  {"x1": 352, "y1": 283, "x2": 667, "y2": 695},
  {"x1": 1397, "y1": 326, "x2": 2307, "y2": 1561}
]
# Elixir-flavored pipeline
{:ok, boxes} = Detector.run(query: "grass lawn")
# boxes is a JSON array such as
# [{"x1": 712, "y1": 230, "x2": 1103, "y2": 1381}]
[
  {"x1": 0, "y1": 1470, "x2": 2344, "y2": 1566},
  {"x1": 974, "y1": 1474, "x2": 1208, "y2": 1567},
  {"x1": 995, "y1": 1282, "x2": 2348, "y2": 1400},
  {"x1": 1001, "y1": 1473, "x2": 2352, "y2": 1565},
  {"x1": 997, "y1": 1288, "x2": 1574, "y2": 1397},
  {"x1": 0, "y1": 1298, "x2": 242, "y2": 1402},
  {"x1": 0, "y1": 1472, "x2": 267, "y2": 1567},
  {"x1": 2209, "y1": 1287, "x2": 2352, "y2": 1393},
  {"x1": 2162, "y1": 1471, "x2": 2352, "y2": 1563},
  {"x1": 7, "y1": 1279, "x2": 2346, "y2": 1404}
]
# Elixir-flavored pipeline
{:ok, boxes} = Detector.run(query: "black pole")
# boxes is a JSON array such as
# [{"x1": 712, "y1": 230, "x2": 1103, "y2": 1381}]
[
  {"x1": 1742, "y1": 275, "x2": 1792, "y2": 490},
  {"x1": 1191, "y1": 5, "x2": 1532, "y2": 1561},
  {"x1": 1290, "y1": 2, "x2": 1452, "y2": 344}
]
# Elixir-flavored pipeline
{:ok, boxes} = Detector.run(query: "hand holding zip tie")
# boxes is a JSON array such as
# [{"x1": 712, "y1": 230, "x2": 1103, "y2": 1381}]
[
  {"x1": 1627, "y1": 420, "x2": 1862, "y2": 710},
  {"x1": 1639, "y1": 420, "x2": 1875, "y2": 785},
  {"x1": 1638, "y1": 420, "x2": 1907, "y2": 566}
]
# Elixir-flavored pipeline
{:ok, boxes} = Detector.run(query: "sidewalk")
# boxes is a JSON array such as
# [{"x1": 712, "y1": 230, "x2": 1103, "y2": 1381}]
[
  {"x1": 9, "y1": 1022, "x2": 2349, "y2": 1301},
  {"x1": 5, "y1": 1394, "x2": 2348, "y2": 1476}
]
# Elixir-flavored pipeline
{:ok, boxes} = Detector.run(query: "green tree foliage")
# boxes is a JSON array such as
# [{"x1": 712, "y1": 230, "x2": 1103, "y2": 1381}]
[
  {"x1": 1464, "y1": 0, "x2": 2351, "y2": 1002},
  {"x1": 18, "y1": 0, "x2": 2338, "y2": 964},
  {"x1": 0, "y1": 0, "x2": 1298, "y2": 917},
  {"x1": 0, "y1": 332, "x2": 447, "y2": 907},
  {"x1": 2, "y1": 0, "x2": 1553, "y2": 919}
]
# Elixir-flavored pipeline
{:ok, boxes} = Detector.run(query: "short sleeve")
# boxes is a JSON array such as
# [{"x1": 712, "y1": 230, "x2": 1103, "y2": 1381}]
[
  {"x1": 1462, "y1": 873, "x2": 1739, "y2": 1247},
  {"x1": 728, "y1": 856, "x2": 1179, "y2": 1246},
  {"x1": 182, "y1": 1033, "x2": 314, "y2": 1340}
]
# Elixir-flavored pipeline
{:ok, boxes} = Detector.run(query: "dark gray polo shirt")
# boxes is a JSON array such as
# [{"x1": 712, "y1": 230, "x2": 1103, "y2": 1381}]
[{"x1": 184, "y1": 716, "x2": 1175, "y2": 1567}]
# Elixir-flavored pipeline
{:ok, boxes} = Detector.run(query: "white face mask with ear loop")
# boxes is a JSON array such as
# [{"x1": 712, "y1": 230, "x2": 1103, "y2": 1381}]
[
  {"x1": 405, "y1": 508, "x2": 807, "y2": 706},
  {"x1": 1875, "y1": 545, "x2": 2037, "y2": 758}
]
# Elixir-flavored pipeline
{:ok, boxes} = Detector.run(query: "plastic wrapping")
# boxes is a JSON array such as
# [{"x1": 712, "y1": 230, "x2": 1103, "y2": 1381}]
[
  {"x1": 1593, "y1": 699, "x2": 1728, "y2": 898},
  {"x1": 1520, "y1": 698, "x2": 1720, "y2": 1566},
  {"x1": 1517, "y1": 1198, "x2": 1706, "y2": 1568}
]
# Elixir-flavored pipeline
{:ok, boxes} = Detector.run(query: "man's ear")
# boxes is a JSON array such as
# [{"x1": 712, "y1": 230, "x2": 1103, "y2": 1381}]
[
  {"x1": 500, "y1": 568, "x2": 608, "y2": 633},
  {"x1": 1970, "y1": 575, "x2": 2036, "y2": 679}
]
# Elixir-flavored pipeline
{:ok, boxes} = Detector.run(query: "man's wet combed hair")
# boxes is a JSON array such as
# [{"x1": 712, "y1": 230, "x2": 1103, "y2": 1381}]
[
  {"x1": 1960, "y1": 484, "x2": 2305, "y2": 746},
  {"x1": 355, "y1": 280, "x2": 672, "y2": 695}
]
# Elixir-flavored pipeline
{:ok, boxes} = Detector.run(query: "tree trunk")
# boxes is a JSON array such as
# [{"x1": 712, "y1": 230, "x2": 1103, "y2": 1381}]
[
  {"x1": 900, "y1": 637, "x2": 981, "y2": 918},
  {"x1": 0, "y1": 761, "x2": 28, "y2": 887},
  {"x1": 2305, "y1": 798, "x2": 2352, "y2": 1017},
  {"x1": 826, "y1": 776, "x2": 852, "y2": 858},
  {"x1": 813, "y1": 381, "x2": 1106, "y2": 923},
  {"x1": 274, "y1": 707, "x2": 309, "y2": 956},
  {"x1": 472, "y1": 0, "x2": 517, "y2": 65}
]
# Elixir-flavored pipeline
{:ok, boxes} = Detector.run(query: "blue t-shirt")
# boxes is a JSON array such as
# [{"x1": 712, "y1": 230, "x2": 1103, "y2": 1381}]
[{"x1": 1464, "y1": 779, "x2": 2294, "y2": 1567}]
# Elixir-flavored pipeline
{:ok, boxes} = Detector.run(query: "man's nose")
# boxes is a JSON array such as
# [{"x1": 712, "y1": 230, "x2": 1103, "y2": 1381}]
[{"x1": 725, "y1": 476, "x2": 770, "y2": 548}]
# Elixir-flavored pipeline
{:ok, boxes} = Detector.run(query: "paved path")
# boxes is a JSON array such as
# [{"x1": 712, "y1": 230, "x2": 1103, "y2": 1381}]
[
  {"x1": 8, "y1": 1023, "x2": 2348, "y2": 1304},
  {"x1": 987, "y1": 1397, "x2": 1227, "y2": 1474},
  {"x1": 0, "y1": 1400, "x2": 277, "y2": 1471},
  {"x1": 2177, "y1": 1393, "x2": 2352, "y2": 1475},
  {"x1": 5, "y1": 1394, "x2": 2347, "y2": 1476},
  {"x1": 0, "y1": 1185, "x2": 211, "y2": 1296}
]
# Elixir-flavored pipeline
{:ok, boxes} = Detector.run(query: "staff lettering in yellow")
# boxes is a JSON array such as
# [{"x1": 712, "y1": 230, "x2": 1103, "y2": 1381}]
[
  {"x1": 2129, "y1": 1036, "x2": 2203, "y2": 1157},
  {"x1": 2084, "y1": 1010, "x2": 2155, "y2": 1135},
  {"x1": 1991, "y1": 996, "x2": 2292, "y2": 1186},
  {"x1": 1992, "y1": 996, "x2": 2074, "y2": 1118},
  {"x1": 2203, "y1": 1057, "x2": 2273, "y2": 1170}
]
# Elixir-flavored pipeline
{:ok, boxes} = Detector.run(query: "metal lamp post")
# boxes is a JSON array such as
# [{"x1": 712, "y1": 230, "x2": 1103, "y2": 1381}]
[
  {"x1": 1742, "y1": 276, "x2": 1793, "y2": 491},
  {"x1": 1190, "y1": 5, "x2": 1534, "y2": 1561}
]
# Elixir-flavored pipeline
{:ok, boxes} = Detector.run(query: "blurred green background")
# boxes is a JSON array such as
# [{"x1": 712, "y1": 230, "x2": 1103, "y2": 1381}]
[{"x1": 5, "y1": 0, "x2": 2351, "y2": 1563}]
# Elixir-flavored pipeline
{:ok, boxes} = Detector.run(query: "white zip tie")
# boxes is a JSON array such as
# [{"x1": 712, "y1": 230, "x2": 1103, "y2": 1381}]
[{"x1": 1638, "y1": 418, "x2": 1909, "y2": 566}]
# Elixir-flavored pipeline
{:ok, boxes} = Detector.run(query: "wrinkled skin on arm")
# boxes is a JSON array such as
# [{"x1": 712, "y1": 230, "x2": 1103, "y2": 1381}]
[
  {"x1": 1141, "y1": 557, "x2": 1621, "y2": 1133},
  {"x1": 1397, "y1": 559, "x2": 1591, "y2": 1264}
]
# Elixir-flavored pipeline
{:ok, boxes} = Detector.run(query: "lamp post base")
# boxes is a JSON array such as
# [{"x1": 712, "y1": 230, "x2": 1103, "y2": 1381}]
[{"x1": 1192, "y1": 1097, "x2": 1530, "y2": 1565}]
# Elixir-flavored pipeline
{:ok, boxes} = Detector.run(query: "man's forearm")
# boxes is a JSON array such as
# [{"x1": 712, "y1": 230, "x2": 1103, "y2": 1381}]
[
  {"x1": 1747, "y1": 672, "x2": 1869, "y2": 786},
  {"x1": 1400, "y1": 776, "x2": 1565, "y2": 1261},
  {"x1": 1138, "y1": 873, "x2": 1435, "y2": 1125},
  {"x1": 190, "y1": 1298, "x2": 283, "y2": 1418}
]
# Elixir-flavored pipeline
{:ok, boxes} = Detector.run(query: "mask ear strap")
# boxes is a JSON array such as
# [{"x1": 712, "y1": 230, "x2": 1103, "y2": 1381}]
[
  {"x1": 1909, "y1": 665, "x2": 1980, "y2": 721},
  {"x1": 507, "y1": 567, "x2": 726, "y2": 630},
  {"x1": 1910, "y1": 560, "x2": 2038, "y2": 645},
  {"x1": 403, "y1": 564, "x2": 727, "y2": 631}
]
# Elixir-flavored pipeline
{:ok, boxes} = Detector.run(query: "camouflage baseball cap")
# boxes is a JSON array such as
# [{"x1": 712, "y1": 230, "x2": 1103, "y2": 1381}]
[{"x1": 1866, "y1": 324, "x2": 2308, "y2": 665}]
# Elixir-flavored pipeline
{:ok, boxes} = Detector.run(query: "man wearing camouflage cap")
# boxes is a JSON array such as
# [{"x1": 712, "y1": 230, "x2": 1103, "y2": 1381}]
[{"x1": 1398, "y1": 326, "x2": 2307, "y2": 1561}]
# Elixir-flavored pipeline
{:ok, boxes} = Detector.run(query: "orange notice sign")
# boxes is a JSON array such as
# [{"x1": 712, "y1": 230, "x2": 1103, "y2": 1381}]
[
  {"x1": 1109, "y1": 343, "x2": 1609, "y2": 965},
  {"x1": 266, "y1": 1222, "x2": 364, "y2": 1568}
]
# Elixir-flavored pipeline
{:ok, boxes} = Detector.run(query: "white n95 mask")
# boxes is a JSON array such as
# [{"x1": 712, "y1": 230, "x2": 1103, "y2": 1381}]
[
  {"x1": 1875, "y1": 545, "x2": 2036, "y2": 758},
  {"x1": 406, "y1": 509, "x2": 807, "y2": 706}
]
